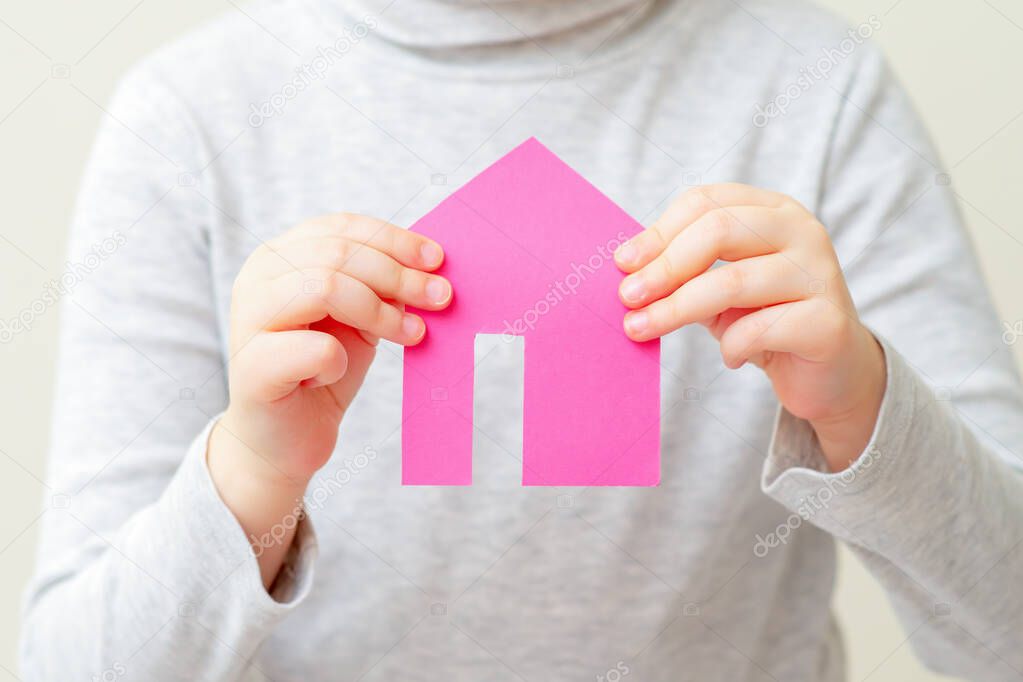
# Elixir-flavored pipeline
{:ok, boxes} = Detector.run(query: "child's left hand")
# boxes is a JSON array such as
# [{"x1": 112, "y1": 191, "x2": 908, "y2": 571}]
[{"x1": 614, "y1": 183, "x2": 886, "y2": 472}]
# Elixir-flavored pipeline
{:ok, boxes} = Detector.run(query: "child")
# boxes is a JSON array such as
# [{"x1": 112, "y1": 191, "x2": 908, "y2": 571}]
[{"x1": 23, "y1": 0, "x2": 1023, "y2": 679}]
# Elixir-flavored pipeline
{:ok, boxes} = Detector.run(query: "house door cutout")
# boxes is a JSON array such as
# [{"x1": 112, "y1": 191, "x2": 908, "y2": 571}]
[{"x1": 472, "y1": 333, "x2": 525, "y2": 486}]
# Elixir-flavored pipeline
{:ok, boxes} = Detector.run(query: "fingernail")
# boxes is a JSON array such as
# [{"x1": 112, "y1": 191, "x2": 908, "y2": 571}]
[
  {"x1": 625, "y1": 311, "x2": 649, "y2": 336},
  {"x1": 402, "y1": 314, "x2": 423, "y2": 340},
  {"x1": 420, "y1": 243, "x2": 443, "y2": 268},
  {"x1": 616, "y1": 241, "x2": 638, "y2": 265},
  {"x1": 620, "y1": 276, "x2": 645, "y2": 303},
  {"x1": 426, "y1": 278, "x2": 450, "y2": 305}
]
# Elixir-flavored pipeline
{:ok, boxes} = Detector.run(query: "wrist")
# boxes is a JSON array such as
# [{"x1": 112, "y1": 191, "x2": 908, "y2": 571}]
[
  {"x1": 208, "y1": 412, "x2": 311, "y2": 498},
  {"x1": 810, "y1": 327, "x2": 887, "y2": 472}
]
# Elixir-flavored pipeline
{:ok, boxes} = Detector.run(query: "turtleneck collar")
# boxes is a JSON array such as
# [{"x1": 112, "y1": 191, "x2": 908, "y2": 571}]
[{"x1": 307, "y1": 0, "x2": 672, "y2": 79}]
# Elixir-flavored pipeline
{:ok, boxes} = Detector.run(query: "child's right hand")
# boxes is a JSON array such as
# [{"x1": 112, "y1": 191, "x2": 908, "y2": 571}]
[{"x1": 207, "y1": 213, "x2": 451, "y2": 587}]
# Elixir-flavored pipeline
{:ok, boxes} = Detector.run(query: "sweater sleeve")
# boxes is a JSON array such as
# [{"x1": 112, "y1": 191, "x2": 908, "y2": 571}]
[
  {"x1": 761, "y1": 42, "x2": 1023, "y2": 679},
  {"x1": 20, "y1": 63, "x2": 317, "y2": 681}
]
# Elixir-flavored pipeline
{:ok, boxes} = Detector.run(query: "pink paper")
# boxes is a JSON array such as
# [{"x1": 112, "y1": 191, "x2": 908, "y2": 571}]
[{"x1": 402, "y1": 138, "x2": 660, "y2": 486}]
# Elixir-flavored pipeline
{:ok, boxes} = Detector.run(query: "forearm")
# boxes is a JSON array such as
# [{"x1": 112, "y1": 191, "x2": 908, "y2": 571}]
[
  {"x1": 763, "y1": 338, "x2": 1023, "y2": 678},
  {"x1": 23, "y1": 421, "x2": 317, "y2": 680}
]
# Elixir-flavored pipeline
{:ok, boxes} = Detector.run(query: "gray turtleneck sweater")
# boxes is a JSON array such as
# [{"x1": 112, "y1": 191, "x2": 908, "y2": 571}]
[{"x1": 22, "y1": 1, "x2": 1023, "y2": 680}]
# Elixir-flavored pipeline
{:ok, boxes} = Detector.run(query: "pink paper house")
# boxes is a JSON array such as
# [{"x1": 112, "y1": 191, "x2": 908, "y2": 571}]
[{"x1": 402, "y1": 138, "x2": 660, "y2": 486}]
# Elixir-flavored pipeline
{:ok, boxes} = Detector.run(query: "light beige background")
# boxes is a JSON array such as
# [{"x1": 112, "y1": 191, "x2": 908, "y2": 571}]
[{"x1": 1, "y1": 1, "x2": 1020, "y2": 680}]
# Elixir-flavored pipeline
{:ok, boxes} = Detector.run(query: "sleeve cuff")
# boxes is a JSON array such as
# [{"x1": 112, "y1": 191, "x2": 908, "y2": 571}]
[
  {"x1": 760, "y1": 333, "x2": 918, "y2": 544},
  {"x1": 157, "y1": 416, "x2": 318, "y2": 623}
]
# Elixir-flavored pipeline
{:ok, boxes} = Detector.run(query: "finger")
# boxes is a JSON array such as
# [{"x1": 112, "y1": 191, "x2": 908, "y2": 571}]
[
  {"x1": 252, "y1": 237, "x2": 452, "y2": 310},
  {"x1": 619, "y1": 206, "x2": 792, "y2": 308},
  {"x1": 236, "y1": 330, "x2": 349, "y2": 401},
  {"x1": 718, "y1": 298, "x2": 851, "y2": 367},
  {"x1": 278, "y1": 213, "x2": 444, "y2": 271},
  {"x1": 699, "y1": 307, "x2": 760, "y2": 342},
  {"x1": 356, "y1": 299, "x2": 403, "y2": 346},
  {"x1": 623, "y1": 254, "x2": 810, "y2": 341},
  {"x1": 615, "y1": 184, "x2": 786, "y2": 272},
  {"x1": 250, "y1": 269, "x2": 424, "y2": 345},
  {"x1": 358, "y1": 330, "x2": 380, "y2": 346}
]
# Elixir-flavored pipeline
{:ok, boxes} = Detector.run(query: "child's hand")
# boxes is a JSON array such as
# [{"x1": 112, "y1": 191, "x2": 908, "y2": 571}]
[
  {"x1": 615, "y1": 184, "x2": 886, "y2": 472},
  {"x1": 209, "y1": 213, "x2": 451, "y2": 586}
]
